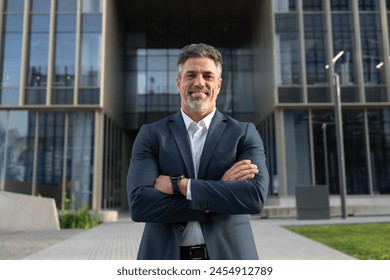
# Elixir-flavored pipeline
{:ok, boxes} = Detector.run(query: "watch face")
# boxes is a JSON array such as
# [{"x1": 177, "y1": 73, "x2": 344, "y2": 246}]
[{"x1": 170, "y1": 174, "x2": 184, "y2": 180}]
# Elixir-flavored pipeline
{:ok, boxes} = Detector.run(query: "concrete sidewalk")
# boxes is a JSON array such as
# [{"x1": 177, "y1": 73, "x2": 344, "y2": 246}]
[{"x1": 11, "y1": 214, "x2": 388, "y2": 260}]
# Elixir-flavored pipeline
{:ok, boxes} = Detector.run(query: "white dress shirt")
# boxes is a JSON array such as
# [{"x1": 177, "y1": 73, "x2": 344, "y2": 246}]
[{"x1": 180, "y1": 109, "x2": 215, "y2": 246}]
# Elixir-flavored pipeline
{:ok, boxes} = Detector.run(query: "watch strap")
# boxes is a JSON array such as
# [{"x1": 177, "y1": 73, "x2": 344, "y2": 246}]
[{"x1": 170, "y1": 174, "x2": 184, "y2": 195}]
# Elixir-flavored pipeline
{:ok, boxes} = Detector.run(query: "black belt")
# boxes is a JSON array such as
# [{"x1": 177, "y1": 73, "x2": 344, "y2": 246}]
[{"x1": 180, "y1": 244, "x2": 208, "y2": 260}]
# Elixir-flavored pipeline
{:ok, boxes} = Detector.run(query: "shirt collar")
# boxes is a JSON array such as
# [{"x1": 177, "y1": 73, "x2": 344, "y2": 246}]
[{"x1": 180, "y1": 108, "x2": 216, "y2": 130}]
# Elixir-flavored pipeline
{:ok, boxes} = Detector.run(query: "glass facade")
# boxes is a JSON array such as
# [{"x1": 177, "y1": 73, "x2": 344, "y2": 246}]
[
  {"x1": 0, "y1": 1, "x2": 24, "y2": 105},
  {"x1": 124, "y1": 14, "x2": 256, "y2": 125},
  {"x1": 102, "y1": 115, "x2": 123, "y2": 208},
  {"x1": 0, "y1": 0, "x2": 107, "y2": 210},
  {"x1": 275, "y1": 12, "x2": 302, "y2": 102},
  {"x1": 268, "y1": 0, "x2": 390, "y2": 196},
  {"x1": 284, "y1": 110, "x2": 312, "y2": 195},
  {"x1": 25, "y1": 1, "x2": 51, "y2": 105},
  {"x1": 368, "y1": 109, "x2": 390, "y2": 194},
  {"x1": 0, "y1": 110, "x2": 96, "y2": 208},
  {"x1": 1, "y1": 110, "x2": 35, "y2": 195},
  {"x1": 52, "y1": 1, "x2": 77, "y2": 104},
  {"x1": 78, "y1": 1, "x2": 102, "y2": 104},
  {"x1": 2, "y1": 0, "x2": 390, "y2": 213}
]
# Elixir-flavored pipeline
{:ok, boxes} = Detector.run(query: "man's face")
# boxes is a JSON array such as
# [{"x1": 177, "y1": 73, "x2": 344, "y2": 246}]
[{"x1": 176, "y1": 57, "x2": 222, "y2": 116}]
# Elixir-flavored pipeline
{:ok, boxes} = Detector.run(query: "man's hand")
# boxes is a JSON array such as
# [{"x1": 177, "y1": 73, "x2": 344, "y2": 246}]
[
  {"x1": 154, "y1": 175, "x2": 189, "y2": 196},
  {"x1": 222, "y1": 159, "x2": 258, "y2": 181},
  {"x1": 154, "y1": 159, "x2": 257, "y2": 196}
]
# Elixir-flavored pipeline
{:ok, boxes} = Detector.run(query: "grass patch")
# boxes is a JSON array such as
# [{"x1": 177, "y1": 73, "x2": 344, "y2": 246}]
[{"x1": 285, "y1": 223, "x2": 390, "y2": 260}]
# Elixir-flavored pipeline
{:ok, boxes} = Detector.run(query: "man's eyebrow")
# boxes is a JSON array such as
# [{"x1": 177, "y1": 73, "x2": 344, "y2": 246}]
[{"x1": 184, "y1": 70, "x2": 215, "y2": 75}]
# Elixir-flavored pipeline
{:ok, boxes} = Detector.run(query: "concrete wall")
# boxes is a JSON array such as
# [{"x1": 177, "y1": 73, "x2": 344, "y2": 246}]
[{"x1": 0, "y1": 191, "x2": 60, "y2": 231}]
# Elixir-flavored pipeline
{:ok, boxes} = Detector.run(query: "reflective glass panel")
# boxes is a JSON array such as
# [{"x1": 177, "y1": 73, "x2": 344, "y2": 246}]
[
  {"x1": 331, "y1": 0, "x2": 350, "y2": 10},
  {"x1": 26, "y1": 33, "x2": 49, "y2": 86},
  {"x1": 311, "y1": 110, "x2": 338, "y2": 193},
  {"x1": 25, "y1": 88, "x2": 46, "y2": 104},
  {"x1": 360, "y1": 13, "x2": 384, "y2": 85},
  {"x1": 302, "y1": 0, "x2": 322, "y2": 10},
  {"x1": 78, "y1": 89, "x2": 99, "y2": 104},
  {"x1": 1, "y1": 33, "x2": 23, "y2": 87},
  {"x1": 358, "y1": 0, "x2": 379, "y2": 10},
  {"x1": 0, "y1": 111, "x2": 7, "y2": 190},
  {"x1": 279, "y1": 87, "x2": 302, "y2": 102},
  {"x1": 36, "y1": 112, "x2": 65, "y2": 207},
  {"x1": 273, "y1": 0, "x2": 296, "y2": 12},
  {"x1": 56, "y1": 15, "x2": 77, "y2": 32},
  {"x1": 1, "y1": 89, "x2": 19, "y2": 105},
  {"x1": 147, "y1": 56, "x2": 167, "y2": 70},
  {"x1": 4, "y1": 15, "x2": 24, "y2": 32},
  {"x1": 366, "y1": 86, "x2": 387, "y2": 102},
  {"x1": 81, "y1": 15, "x2": 102, "y2": 32},
  {"x1": 284, "y1": 110, "x2": 311, "y2": 195},
  {"x1": 57, "y1": 0, "x2": 77, "y2": 12},
  {"x1": 368, "y1": 109, "x2": 390, "y2": 194},
  {"x1": 3, "y1": 111, "x2": 35, "y2": 195},
  {"x1": 4, "y1": 0, "x2": 25, "y2": 12},
  {"x1": 275, "y1": 14, "x2": 300, "y2": 85},
  {"x1": 82, "y1": 0, "x2": 102, "y2": 13},
  {"x1": 52, "y1": 89, "x2": 73, "y2": 104},
  {"x1": 79, "y1": 34, "x2": 101, "y2": 87},
  {"x1": 67, "y1": 111, "x2": 95, "y2": 208},
  {"x1": 30, "y1": 15, "x2": 50, "y2": 32},
  {"x1": 343, "y1": 110, "x2": 369, "y2": 194},
  {"x1": 168, "y1": 71, "x2": 178, "y2": 93},
  {"x1": 304, "y1": 14, "x2": 327, "y2": 84},
  {"x1": 146, "y1": 71, "x2": 167, "y2": 94},
  {"x1": 31, "y1": 0, "x2": 51, "y2": 12},
  {"x1": 332, "y1": 14, "x2": 356, "y2": 85},
  {"x1": 53, "y1": 33, "x2": 76, "y2": 87},
  {"x1": 308, "y1": 87, "x2": 331, "y2": 103}
]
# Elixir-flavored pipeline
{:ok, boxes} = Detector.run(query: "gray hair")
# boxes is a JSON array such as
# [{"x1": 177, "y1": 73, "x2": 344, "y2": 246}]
[{"x1": 177, "y1": 43, "x2": 223, "y2": 78}]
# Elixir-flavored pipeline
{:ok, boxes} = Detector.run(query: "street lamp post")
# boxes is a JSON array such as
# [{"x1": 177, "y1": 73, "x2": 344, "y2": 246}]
[
  {"x1": 322, "y1": 123, "x2": 329, "y2": 187},
  {"x1": 326, "y1": 50, "x2": 348, "y2": 219},
  {"x1": 333, "y1": 72, "x2": 348, "y2": 219}
]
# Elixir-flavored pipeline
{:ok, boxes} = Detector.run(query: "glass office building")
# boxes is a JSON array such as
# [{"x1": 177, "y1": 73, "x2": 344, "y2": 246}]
[{"x1": 0, "y1": 0, "x2": 389, "y2": 212}]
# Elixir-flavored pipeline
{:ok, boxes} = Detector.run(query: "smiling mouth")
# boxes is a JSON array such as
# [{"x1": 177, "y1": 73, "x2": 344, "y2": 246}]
[{"x1": 189, "y1": 90, "x2": 209, "y2": 96}]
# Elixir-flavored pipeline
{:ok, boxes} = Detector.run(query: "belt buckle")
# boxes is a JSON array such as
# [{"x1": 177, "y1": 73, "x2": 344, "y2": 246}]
[{"x1": 189, "y1": 245, "x2": 207, "y2": 260}]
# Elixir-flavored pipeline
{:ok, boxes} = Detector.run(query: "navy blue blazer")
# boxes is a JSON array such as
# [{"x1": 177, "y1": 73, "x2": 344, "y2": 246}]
[{"x1": 127, "y1": 110, "x2": 269, "y2": 259}]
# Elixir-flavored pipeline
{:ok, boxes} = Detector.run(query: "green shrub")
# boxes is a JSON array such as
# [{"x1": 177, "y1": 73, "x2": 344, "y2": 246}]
[{"x1": 59, "y1": 198, "x2": 100, "y2": 229}]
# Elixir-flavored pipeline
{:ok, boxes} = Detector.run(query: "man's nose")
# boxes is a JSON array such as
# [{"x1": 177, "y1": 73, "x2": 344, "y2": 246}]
[{"x1": 194, "y1": 75, "x2": 205, "y2": 87}]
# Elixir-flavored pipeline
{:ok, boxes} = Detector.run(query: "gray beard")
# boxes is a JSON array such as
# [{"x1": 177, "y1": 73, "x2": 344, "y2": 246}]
[{"x1": 185, "y1": 97, "x2": 210, "y2": 112}]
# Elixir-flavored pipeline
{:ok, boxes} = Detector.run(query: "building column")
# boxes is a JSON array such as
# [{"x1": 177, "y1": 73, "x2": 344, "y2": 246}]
[
  {"x1": 274, "y1": 108, "x2": 288, "y2": 196},
  {"x1": 92, "y1": 111, "x2": 104, "y2": 211}
]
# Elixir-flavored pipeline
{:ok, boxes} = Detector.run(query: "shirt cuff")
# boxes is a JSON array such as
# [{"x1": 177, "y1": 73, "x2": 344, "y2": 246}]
[{"x1": 186, "y1": 179, "x2": 192, "y2": 200}]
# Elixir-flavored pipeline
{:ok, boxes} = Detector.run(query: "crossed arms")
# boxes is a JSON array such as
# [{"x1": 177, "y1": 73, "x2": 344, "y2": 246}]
[{"x1": 127, "y1": 122, "x2": 269, "y2": 223}]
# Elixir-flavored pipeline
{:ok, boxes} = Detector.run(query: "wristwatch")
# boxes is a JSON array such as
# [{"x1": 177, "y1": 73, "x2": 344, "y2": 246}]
[{"x1": 170, "y1": 174, "x2": 184, "y2": 195}]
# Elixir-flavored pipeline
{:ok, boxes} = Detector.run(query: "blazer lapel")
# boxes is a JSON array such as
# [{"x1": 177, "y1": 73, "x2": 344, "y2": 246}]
[
  {"x1": 198, "y1": 111, "x2": 227, "y2": 178},
  {"x1": 168, "y1": 112, "x2": 196, "y2": 178}
]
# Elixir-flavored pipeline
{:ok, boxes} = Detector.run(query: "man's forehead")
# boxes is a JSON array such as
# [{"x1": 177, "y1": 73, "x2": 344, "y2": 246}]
[{"x1": 182, "y1": 58, "x2": 218, "y2": 71}]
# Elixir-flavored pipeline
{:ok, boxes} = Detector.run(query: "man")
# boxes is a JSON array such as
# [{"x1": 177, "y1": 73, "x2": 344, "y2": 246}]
[{"x1": 127, "y1": 43, "x2": 269, "y2": 260}]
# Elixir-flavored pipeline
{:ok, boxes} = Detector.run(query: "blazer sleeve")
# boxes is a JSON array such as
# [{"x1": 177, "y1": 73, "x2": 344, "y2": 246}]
[
  {"x1": 127, "y1": 125, "x2": 208, "y2": 223},
  {"x1": 189, "y1": 122, "x2": 269, "y2": 215}
]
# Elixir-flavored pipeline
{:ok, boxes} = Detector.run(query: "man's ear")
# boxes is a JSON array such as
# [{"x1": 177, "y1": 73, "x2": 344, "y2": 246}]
[
  {"x1": 217, "y1": 78, "x2": 223, "y2": 94},
  {"x1": 176, "y1": 76, "x2": 180, "y2": 92}
]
